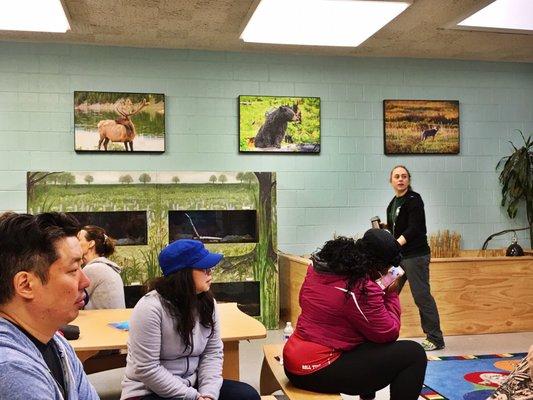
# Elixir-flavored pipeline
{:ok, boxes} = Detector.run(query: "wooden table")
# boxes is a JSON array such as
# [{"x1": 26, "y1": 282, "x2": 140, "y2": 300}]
[{"x1": 71, "y1": 302, "x2": 266, "y2": 379}]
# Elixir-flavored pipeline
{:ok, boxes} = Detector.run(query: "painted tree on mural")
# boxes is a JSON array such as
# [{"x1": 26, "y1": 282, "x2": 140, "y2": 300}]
[
  {"x1": 119, "y1": 174, "x2": 133, "y2": 184},
  {"x1": 253, "y1": 172, "x2": 278, "y2": 328},
  {"x1": 139, "y1": 173, "x2": 151, "y2": 184},
  {"x1": 216, "y1": 172, "x2": 278, "y2": 327},
  {"x1": 26, "y1": 172, "x2": 61, "y2": 201}
]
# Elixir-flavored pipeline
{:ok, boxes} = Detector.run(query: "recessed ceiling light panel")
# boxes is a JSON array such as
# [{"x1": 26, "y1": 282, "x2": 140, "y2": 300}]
[
  {"x1": 0, "y1": 0, "x2": 70, "y2": 33},
  {"x1": 458, "y1": 0, "x2": 533, "y2": 32},
  {"x1": 241, "y1": 0, "x2": 411, "y2": 47}
]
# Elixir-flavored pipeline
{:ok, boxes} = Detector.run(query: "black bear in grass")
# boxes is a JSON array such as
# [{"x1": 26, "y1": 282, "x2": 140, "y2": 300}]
[{"x1": 254, "y1": 104, "x2": 301, "y2": 148}]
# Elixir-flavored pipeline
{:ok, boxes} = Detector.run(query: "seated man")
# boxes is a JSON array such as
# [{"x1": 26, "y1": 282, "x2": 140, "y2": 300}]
[{"x1": 0, "y1": 212, "x2": 99, "y2": 399}]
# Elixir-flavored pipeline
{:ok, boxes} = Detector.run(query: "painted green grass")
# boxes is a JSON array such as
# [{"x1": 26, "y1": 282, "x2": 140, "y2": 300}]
[{"x1": 29, "y1": 183, "x2": 257, "y2": 284}]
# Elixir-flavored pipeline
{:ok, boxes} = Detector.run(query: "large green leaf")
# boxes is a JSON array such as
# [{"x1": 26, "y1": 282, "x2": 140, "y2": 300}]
[{"x1": 496, "y1": 130, "x2": 533, "y2": 247}]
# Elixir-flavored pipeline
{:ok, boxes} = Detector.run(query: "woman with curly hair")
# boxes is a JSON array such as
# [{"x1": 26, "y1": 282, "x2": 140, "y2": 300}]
[{"x1": 283, "y1": 229, "x2": 427, "y2": 400}]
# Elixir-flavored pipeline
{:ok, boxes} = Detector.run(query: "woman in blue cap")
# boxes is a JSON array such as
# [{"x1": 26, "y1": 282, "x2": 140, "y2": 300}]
[{"x1": 121, "y1": 239, "x2": 260, "y2": 400}]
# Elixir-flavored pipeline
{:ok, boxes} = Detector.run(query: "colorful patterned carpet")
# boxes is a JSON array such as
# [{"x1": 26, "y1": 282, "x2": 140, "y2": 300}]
[{"x1": 420, "y1": 353, "x2": 526, "y2": 400}]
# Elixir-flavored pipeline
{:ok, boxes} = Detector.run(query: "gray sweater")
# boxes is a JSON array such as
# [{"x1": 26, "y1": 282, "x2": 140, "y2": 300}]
[
  {"x1": 0, "y1": 318, "x2": 99, "y2": 400},
  {"x1": 120, "y1": 291, "x2": 223, "y2": 400},
  {"x1": 83, "y1": 257, "x2": 125, "y2": 310}
]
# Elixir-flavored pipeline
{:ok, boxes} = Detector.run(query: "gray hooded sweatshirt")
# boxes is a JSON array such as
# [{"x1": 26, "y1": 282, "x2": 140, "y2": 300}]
[
  {"x1": 0, "y1": 318, "x2": 99, "y2": 400},
  {"x1": 120, "y1": 291, "x2": 223, "y2": 400},
  {"x1": 83, "y1": 257, "x2": 125, "y2": 310}
]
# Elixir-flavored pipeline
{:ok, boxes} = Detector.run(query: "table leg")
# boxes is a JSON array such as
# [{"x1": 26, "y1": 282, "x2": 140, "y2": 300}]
[
  {"x1": 75, "y1": 350, "x2": 99, "y2": 363},
  {"x1": 259, "y1": 356, "x2": 281, "y2": 395},
  {"x1": 222, "y1": 341, "x2": 239, "y2": 380}
]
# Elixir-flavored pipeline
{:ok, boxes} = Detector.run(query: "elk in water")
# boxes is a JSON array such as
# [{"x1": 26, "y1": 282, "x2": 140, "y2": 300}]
[{"x1": 97, "y1": 98, "x2": 148, "y2": 151}]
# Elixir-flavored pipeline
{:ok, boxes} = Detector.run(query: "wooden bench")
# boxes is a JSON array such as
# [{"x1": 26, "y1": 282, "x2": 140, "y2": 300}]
[{"x1": 260, "y1": 344, "x2": 342, "y2": 400}]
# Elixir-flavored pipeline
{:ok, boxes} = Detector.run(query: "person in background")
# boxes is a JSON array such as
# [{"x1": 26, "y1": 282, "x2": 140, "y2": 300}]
[
  {"x1": 283, "y1": 230, "x2": 427, "y2": 400},
  {"x1": 386, "y1": 165, "x2": 445, "y2": 351},
  {"x1": 78, "y1": 225, "x2": 125, "y2": 309},
  {"x1": 121, "y1": 239, "x2": 260, "y2": 400},
  {"x1": 487, "y1": 344, "x2": 533, "y2": 399},
  {"x1": 0, "y1": 212, "x2": 98, "y2": 399}
]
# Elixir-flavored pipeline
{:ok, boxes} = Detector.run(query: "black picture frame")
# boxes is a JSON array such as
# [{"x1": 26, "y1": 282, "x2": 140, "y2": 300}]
[
  {"x1": 239, "y1": 95, "x2": 321, "y2": 154},
  {"x1": 383, "y1": 99, "x2": 460, "y2": 155},
  {"x1": 74, "y1": 90, "x2": 165, "y2": 153}
]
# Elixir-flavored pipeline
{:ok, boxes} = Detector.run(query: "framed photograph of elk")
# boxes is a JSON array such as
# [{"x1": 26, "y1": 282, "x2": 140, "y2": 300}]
[
  {"x1": 74, "y1": 91, "x2": 165, "y2": 153},
  {"x1": 239, "y1": 95, "x2": 321, "y2": 153},
  {"x1": 383, "y1": 99, "x2": 460, "y2": 155}
]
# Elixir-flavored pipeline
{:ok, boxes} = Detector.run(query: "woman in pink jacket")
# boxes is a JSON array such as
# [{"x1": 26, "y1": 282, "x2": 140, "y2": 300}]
[{"x1": 283, "y1": 229, "x2": 427, "y2": 400}]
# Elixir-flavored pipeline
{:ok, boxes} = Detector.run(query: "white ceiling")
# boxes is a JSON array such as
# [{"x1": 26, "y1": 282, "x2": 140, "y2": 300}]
[{"x1": 0, "y1": 0, "x2": 532, "y2": 62}]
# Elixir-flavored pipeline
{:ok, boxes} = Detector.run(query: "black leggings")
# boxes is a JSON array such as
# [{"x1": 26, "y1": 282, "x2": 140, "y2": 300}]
[{"x1": 285, "y1": 340, "x2": 427, "y2": 400}]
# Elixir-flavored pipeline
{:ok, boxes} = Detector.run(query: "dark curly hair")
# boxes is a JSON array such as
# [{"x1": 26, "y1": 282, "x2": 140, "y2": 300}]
[{"x1": 312, "y1": 236, "x2": 392, "y2": 295}]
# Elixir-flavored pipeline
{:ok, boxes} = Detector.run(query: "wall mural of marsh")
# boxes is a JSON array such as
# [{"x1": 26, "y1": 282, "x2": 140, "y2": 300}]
[
  {"x1": 27, "y1": 171, "x2": 278, "y2": 328},
  {"x1": 74, "y1": 91, "x2": 165, "y2": 153}
]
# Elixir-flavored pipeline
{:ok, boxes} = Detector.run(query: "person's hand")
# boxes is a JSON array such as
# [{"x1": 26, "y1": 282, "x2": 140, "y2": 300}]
[
  {"x1": 197, "y1": 396, "x2": 213, "y2": 400},
  {"x1": 385, "y1": 279, "x2": 400, "y2": 294},
  {"x1": 396, "y1": 235, "x2": 407, "y2": 246},
  {"x1": 527, "y1": 344, "x2": 533, "y2": 380}
]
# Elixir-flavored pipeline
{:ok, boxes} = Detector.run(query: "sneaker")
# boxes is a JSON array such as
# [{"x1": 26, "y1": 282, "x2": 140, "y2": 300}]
[{"x1": 421, "y1": 339, "x2": 445, "y2": 351}]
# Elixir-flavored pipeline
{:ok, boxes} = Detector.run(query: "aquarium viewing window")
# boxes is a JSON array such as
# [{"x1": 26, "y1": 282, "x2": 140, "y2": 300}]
[
  {"x1": 168, "y1": 210, "x2": 257, "y2": 243},
  {"x1": 68, "y1": 211, "x2": 148, "y2": 246},
  {"x1": 211, "y1": 281, "x2": 261, "y2": 316}
]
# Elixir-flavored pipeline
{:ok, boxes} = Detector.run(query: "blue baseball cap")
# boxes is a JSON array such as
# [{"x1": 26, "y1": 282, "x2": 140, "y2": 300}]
[{"x1": 158, "y1": 239, "x2": 223, "y2": 277}]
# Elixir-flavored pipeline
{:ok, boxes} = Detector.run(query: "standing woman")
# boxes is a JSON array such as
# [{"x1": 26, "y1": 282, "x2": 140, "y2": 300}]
[
  {"x1": 77, "y1": 225, "x2": 125, "y2": 309},
  {"x1": 121, "y1": 239, "x2": 259, "y2": 400},
  {"x1": 386, "y1": 165, "x2": 445, "y2": 351}
]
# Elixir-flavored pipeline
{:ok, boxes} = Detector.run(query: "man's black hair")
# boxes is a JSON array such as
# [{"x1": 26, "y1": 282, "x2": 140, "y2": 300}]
[{"x1": 0, "y1": 212, "x2": 80, "y2": 304}]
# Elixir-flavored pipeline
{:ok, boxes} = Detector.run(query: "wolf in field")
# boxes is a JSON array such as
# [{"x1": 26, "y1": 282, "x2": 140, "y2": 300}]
[
  {"x1": 421, "y1": 126, "x2": 439, "y2": 141},
  {"x1": 254, "y1": 104, "x2": 301, "y2": 148}
]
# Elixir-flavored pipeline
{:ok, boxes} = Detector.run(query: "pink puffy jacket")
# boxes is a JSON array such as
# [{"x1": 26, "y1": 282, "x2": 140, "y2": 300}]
[{"x1": 293, "y1": 265, "x2": 401, "y2": 351}]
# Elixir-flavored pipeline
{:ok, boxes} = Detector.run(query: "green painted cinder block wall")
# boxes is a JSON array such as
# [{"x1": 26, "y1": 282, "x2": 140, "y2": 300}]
[{"x1": 0, "y1": 41, "x2": 531, "y2": 253}]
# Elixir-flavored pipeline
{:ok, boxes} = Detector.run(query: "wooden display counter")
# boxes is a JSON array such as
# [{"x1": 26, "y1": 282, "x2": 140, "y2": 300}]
[{"x1": 279, "y1": 251, "x2": 533, "y2": 337}]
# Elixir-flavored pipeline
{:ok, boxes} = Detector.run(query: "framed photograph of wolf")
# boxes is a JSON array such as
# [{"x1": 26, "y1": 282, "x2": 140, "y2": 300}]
[
  {"x1": 74, "y1": 91, "x2": 165, "y2": 153},
  {"x1": 383, "y1": 100, "x2": 460, "y2": 155},
  {"x1": 239, "y1": 95, "x2": 321, "y2": 153}
]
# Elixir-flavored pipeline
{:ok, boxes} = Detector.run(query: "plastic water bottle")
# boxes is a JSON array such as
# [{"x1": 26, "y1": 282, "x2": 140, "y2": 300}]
[
  {"x1": 283, "y1": 321, "x2": 294, "y2": 342},
  {"x1": 280, "y1": 322, "x2": 294, "y2": 365}
]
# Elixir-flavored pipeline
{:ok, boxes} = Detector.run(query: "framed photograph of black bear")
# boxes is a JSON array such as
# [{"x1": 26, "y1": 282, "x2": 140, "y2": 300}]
[
  {"x1": 74, "y1": 91, "x2": 165, "y2": 153},
  {"x1": 239, "y1": 95, "x2": 321, "y2": 153},
  {"x1": 383, "y1": 100, "x2": 460, "y2": 155}
]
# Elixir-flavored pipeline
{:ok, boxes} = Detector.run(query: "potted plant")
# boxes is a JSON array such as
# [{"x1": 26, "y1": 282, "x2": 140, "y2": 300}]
[{"x1": 496, "y1": 130, "x2": 532, "y2": 248}]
